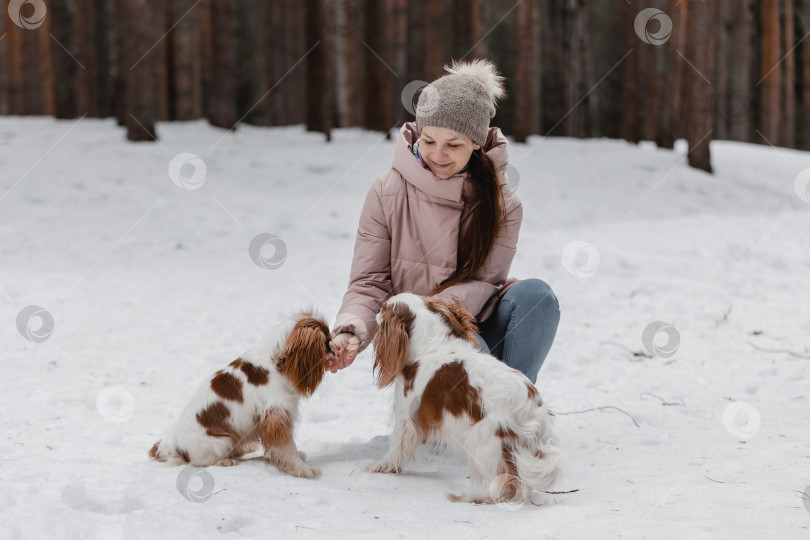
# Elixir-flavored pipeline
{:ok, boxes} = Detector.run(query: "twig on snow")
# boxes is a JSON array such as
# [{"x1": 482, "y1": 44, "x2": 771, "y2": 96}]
[
  {"x1": 640, "y1": 392, "x2": 684, "y2": 406},
  {"x1": 554, "y1": 406, "x2": 640, "y2": 428},
  {"x1": 746, "y1": 340, "x2": 810, "y2": 359}
]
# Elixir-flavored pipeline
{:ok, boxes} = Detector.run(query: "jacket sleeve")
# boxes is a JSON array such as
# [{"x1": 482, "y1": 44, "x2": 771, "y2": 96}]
[
  {"x1": 434, "y1": 196, "x2": 522, "y2": 319},
  {"x1": 333, "y1": 178, "x2": 393, "y2": 352}
]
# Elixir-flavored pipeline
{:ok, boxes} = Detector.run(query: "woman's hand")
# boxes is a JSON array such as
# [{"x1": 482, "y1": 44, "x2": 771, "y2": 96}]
[{"x1": 328, "y1": 332, "x2": 360, "y2": 373}]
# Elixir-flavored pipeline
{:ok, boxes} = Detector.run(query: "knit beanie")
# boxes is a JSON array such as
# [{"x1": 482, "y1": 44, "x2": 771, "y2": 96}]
[{"x1": 415, "y1": 59, "x2": 506, "y2": 147}]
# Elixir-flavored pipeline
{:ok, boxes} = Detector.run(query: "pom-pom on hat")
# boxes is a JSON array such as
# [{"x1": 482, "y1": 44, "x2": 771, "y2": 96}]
[{"x1": 415, "y1": 59, "x2": 506, "y2": 147}]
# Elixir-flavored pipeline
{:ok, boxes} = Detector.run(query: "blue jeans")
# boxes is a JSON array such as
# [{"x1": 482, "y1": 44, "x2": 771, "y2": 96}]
[{"x1": 476, "y1": 279, "x2": 560, "y2": 384}]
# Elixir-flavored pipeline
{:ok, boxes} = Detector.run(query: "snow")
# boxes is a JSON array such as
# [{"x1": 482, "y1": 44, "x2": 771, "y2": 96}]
[{"x1": 1, "y1": 116, "x2": 809, "y2": 539}]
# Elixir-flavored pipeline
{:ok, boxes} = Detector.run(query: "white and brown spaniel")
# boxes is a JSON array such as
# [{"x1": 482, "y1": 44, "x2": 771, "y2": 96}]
[
  {"x1": 368, "y1": 293, "x2": 562, "y2": 503},
  {"x1": 149, "y1": 311, "x2": 332, "y2": 478}
]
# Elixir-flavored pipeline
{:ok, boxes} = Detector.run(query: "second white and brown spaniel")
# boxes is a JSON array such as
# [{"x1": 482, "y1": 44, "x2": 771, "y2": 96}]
[
  {"x1": 149, "y1": 310, "x2": 332, "y2": 478},
  {"x1": 368, "y1": 293, "x2": 562, "y2": 503}
]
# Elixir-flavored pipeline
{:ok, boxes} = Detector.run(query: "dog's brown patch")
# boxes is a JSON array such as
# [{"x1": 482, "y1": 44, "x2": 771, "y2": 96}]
[
  {"x1": 211, "y1": 370, "x2": 244, "y2": 403},
  {"x1": 416, "y1": 361, "x2": 484, "y2": 432},
  {"x1": 401, "y1": 361, "x2": 419, "y2": 397},
  {"x1": 259, "y1": 409, "x2": 294, "y2": 448},
  {"x1": 148, "y1": 442, "x2": 160, "y2": 459},
  {"x1": 526, "y1": 382, "x2": 538, "y2": 400},
  {"x1": 177, "y1": 448, "x2": 191, "y2": 463},
  {"x1": 230, "y1": 358, "x2": 243, "y2": 369},
  {"x1": 373, "y1": 302, "x2": 415, "y2": 388},
  {"x1": 196, "y1": 401, "x2": 239, "y2": 439},
  {"x1": 424, "y1": 297, "x2": 479, "y2": 344},
  {"x1": 496, "y1": 425, "x2": 518, "y2": 439},
  {"x1": 239, "y1": 361, "x2": 270, "y2": 386},
  {"x1": 276, "y1": 315, "x2": 329, "y2": 396}
]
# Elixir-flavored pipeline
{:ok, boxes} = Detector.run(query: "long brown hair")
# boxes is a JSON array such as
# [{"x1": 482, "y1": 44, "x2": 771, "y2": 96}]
[{"x1": 432, "y1": 148, "x2": 504, "y2": 295}]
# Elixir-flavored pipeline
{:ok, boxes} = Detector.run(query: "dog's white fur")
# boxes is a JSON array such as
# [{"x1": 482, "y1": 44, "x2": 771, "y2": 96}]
[
  {"x1": 367, "y1": 293, "x2": 562, "y2": 503},
  {"x1": 149, "y1": 311, "x2": 332, "y2": 478}
]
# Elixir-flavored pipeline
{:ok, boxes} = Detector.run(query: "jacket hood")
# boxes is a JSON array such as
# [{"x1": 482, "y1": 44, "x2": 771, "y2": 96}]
[{"x1": 392, "y1": 122, "x2": 510, "y2": 203}]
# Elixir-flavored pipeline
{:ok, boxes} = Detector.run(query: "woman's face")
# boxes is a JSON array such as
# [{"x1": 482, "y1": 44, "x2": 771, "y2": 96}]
[{"x1": 419, "y1": 126, "x2": 481, "y2": 179}]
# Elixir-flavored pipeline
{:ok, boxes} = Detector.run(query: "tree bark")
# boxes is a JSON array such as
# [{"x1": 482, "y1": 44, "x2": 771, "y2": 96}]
[
  {"x1": 305, "y1": 0, "x2": 334, "y2": 140},
  {"x1": 781, "y1": 0, "x2": 796, "y2": 148},
  {"x1": 208, "y1": 0, "x2": 238, "y2": 129},
  {"x1": 713, "y1": 0, "x2": 731, "y2": 140},
  {"x1": 119, "y1": 0, "x2": 158, "y2": 141},
  {"x1": 49, "y1": 0, "x2": 78, "y2": 118},
  {"x1": 728, "y1": 0, "x2": 755, "y2": 142},
  {"x1": 760, "y1": 0, "x2": 781, "y2": 144},
  {"x1": 684, "y1": 0, "x2": 716, "y2": 172},
  {"x1": 339, "y1": 0, "x2": 366, "y2": 127},
  {"x1": 513, "y1": 0, "x2": 540, "y2": 142},
  {"x1": 0, "y1": 4, "x2": 6, "y2": 115},
  {"x1": 365, "y1": 0, "x2": 395, "y2": 134},
  {"x1": 170, "y1": 0, "x2": 203, "y2": 120},
  {"x1": 452, "y1": 0, "x2": 482, "y2": 60},
  {"x1": 800, "y1": 0, "x2": 810, "y2": 149}
]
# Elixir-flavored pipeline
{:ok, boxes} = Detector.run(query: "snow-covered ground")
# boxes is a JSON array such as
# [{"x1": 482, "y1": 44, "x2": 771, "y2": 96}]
[{"x1": 1, "y1": 116, "x2": 809, "y2": 539}]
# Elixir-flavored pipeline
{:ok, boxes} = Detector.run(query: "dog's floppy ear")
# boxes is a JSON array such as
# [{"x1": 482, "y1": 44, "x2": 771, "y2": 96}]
[
  {"x1": 373, "y1": 302, "x2": 414, "y2": 388},
  {"x1": 279, "y1": 314, "x2": 329, "y2": 396},
  {"x1": 424, "y1": 297, "x2": 479, "y2": 344}
]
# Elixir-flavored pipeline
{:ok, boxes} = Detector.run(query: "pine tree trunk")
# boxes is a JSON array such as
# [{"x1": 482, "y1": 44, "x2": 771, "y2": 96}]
[
  {"x1": 760, "y1": 0, "x2": 781, "y2": 144},
  {"x1": 800, "y1": 0, "x2": 810, "y2": 149},
  {"x1": 365, "y1": 0, "x2": 395, "y2": 134},
  {"x1": 305, "y1": 0, "x2": 334, "y2": 140},
  {"x1": 729, "y1": 0, "x2": 755, "y2": 142},
  {"x1": 781, "y1": 0, "x2": 796, "y2": 148},
  {"x1": 171, "y1": 0, "x2": 203, "y2": 120},
  {"x1": 452, "y1": 0, "x2": 482, "y2": 60},
  {"x1": 620, "y1": 0, "x2": 641, "y2": 144},
  {"x1": 392, "y1": 0, "x2": 408, "y2": 127},
  {"x1": 713, "y1": 0, "x2": 731, "y2": 140},
  {"x1": 6, "y1": 6, "x2": 49, "y2": 115},
  {"x1": 49, "y1": 0, "x2": 78, "y2": 118},
  {"x1": 656, "y1": 0, "x2": 687, "y2": 149},
  {"x1": 0, "y1": 7, "x2": 6, "y2": 115},
  {"x1": 209, "y1": 0, "x2": 238, "y2": 129},
  {"x1": 513, "y1": 0, "x2": 540, "y2": 143},
  {"x1": 120, "y1": 0, "x2": 158, "y2": 141},
  {"x1": 685, "y1": 0, "x2": 716, "y2": 173},
  {"x1": 339, "y1": 0, "x2": 366, "y2": 127},
  {"x1": 407, "y1": 0, "x2": 444, "y2": 83}
]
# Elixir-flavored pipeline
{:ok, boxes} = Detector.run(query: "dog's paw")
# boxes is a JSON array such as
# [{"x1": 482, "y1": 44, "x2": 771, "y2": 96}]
[
  {"x1": 214, "y1": 458, "x2": 240, "y2": 467},
  {"x1": 288, "y1": 464, "x2": 321, "y2": 478},
  {"x1": 366, "y1": 461, "x2": 401, "y2": 474}
]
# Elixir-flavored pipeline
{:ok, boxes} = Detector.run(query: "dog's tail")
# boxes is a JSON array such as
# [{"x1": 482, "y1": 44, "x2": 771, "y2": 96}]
[{"x1": 511, "y1": 436, "x2": 563, "y2": 492}]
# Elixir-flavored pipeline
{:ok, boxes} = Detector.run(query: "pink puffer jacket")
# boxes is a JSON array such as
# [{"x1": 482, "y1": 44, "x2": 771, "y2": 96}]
[{"x1": 333, "y1": 122, "x2": 522, "y2": 351}]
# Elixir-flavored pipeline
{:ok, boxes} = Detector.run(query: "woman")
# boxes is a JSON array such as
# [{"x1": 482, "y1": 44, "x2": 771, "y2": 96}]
[{"x1": 328, "y1": 59, "x2": 559, "y2": 384}]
